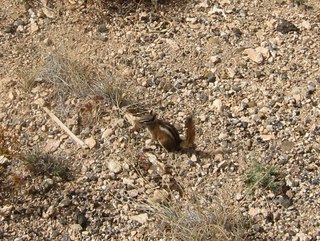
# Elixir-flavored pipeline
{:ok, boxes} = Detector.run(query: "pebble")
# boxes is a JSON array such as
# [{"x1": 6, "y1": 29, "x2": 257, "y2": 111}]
[
  {"x1": 243, "y1": 48, "x2": 264, "y2": 64},
  {"x1": 84, "y1": 137, "x2": 96, "y2": 149},
  {"x1": 130, "y1": 213, "x2": 148, "y2": 224},
  {"x1": 108, "y1": 160, "x2": 122, "y2": 174}
]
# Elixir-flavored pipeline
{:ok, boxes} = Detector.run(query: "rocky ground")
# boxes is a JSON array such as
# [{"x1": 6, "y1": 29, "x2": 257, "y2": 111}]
[{"x1": 1, "y1": 0, "x2": 320, "y2": 240}]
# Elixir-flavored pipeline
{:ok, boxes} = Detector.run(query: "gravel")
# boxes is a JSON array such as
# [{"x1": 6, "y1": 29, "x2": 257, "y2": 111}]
[{"x1": 0, "y1": 0, "x2": 320, "y2": 240}]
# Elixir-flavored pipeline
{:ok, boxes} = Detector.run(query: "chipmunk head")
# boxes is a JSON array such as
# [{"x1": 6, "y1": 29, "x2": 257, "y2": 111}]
[{"x1": 138, "y1": 110, "x2": 157, "y2": 127}]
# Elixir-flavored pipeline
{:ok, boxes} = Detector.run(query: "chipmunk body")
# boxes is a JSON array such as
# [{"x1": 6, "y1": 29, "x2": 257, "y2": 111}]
[{"x1": 139, "y1": 114, "x2": 195, "y2": 151}]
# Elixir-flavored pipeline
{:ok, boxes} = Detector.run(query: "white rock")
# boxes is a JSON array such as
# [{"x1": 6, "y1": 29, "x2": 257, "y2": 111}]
[
  {"x1": 130, "y1": 213, "x2": 148, "y2": 224},
  {"x1": 211, "y1": 99, "x2": 224, "y2": 112},
  {"x1": 84, "y1": 137, "x2": 96, "y2": 149},
  {"x1": 255, "y1": 47, "x2": 270, "y2": 58},
  {"x1": 30, "y1": 22, "x2": 39, "y2": 33},
  {"x1": 210, "y1": 55, "x2": 221, "y2": 64},
  {"x1": 301, "y1": 20, "x2": 311, "y2": 30},
  {"x1": 243, "y1": 48, "x2": 264, "y2": 64},
  {"x1": 102, "y1": 129, "x2": 113, "y2": 139},
  {"x1": 248, "y1": 207, "x2": 261, "y2": 217},
  {"x1": 108, "y1": 160, "x2": 122, "y2": 174}
]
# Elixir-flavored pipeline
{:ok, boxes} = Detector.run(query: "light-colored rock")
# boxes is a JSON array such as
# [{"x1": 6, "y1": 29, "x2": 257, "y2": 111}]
[
  {"x1": 44, "y1": 139, "x2": 61, "y2": 152},
  {"x1": 211, "y1": 99, "x2": 224, "y2": 112},
  {"x1": 43, "y1": 205, "x2": 55, "y2": 218},
  {"x1": 210, "y1": 55, "x2": 221, "y2": 65},
  {"x1": 301, "y1": 20, "x2": 311, "y2": 30},
  {"x1": 30, "y1": 22, "x2": 39, "y2": 33},
  {"x1": 130, "y1": 213, "x2": 148, "y2": 224},
  {"x1": 259, "y1": 134, "x2": 275, "y2": 141},
  {"x1": 248, "y1": 207, "x2": 261, "y2": 217},
  {"x1": 243, "y1": 48, "x2": 264, "y2": 64},
  {"x1": 84, "y1": 137, "x2": 96, "y2": 149},
  {"x1": 149, "y1": 189, "x2": 169, "y2": 203},
  {"x1": 255, "y1": 47, "x2": 270, "y2": 59},
  {"x1": 102, "y1": 129, "x2": 113, "y2": 139},
  {"x1": 108, "y1": 160, "x2": 122, "y2": 174}
]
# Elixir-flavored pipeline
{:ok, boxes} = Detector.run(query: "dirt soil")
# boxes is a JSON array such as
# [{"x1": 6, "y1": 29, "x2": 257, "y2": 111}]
[{"x1": 0, "y1": 0, "x2": 320, "y2": 240}]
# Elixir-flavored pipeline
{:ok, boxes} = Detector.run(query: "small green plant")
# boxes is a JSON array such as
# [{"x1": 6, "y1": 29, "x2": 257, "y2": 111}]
[
  {"x1": 245, "y1": 162, "x2": 280, "y2": 192},
  {"x1": 23, "y1": 151, "x2": 71, "y2": 180}
]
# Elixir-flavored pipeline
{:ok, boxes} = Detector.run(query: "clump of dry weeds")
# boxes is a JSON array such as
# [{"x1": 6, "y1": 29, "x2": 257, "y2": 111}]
[
  {"x1": 23, "y1": 151, "x2": 72, "y2": 180},
  {"x1": 18, "y1": 49, "x2": 132, "y2": 108},
  {"x1": 147, "y1": 192, "x2": 249, "y2": 241}
]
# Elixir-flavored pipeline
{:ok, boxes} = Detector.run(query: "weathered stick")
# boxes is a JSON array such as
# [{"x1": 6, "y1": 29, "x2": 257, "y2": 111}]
[{"x1": 42, "y1": 106, "x2": 87, "y2": 148}]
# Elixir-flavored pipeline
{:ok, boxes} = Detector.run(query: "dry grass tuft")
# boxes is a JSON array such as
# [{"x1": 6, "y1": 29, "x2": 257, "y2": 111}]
[
  {"x1": 18, "y1": 49, "x2": 133, "y2": 109},
  {"x1": 23, "y1": 151, "x2": 72, "y2": 180},
  {"x1": 147, "y1": 193, "x2": 249, "y2": 241}
]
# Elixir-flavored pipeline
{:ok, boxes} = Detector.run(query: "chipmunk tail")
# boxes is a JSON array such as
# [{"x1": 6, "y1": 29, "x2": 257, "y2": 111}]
[{"x1": 181, "y1": 116, "x2": 195, "y2": 149}]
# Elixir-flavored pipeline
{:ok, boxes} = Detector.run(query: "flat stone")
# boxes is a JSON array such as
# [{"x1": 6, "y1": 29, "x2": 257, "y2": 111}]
[
  {"x1": 130, "y1": 213, "x2": 148, "y2": 224},
  {"x1": 84, "y1": 137, "x2": 96, "y2": 149},
  {"x1": 243, "y1": 48, "x2": 264, "y2": 64},
  {"x1": 44, "y1": 139, "x2": 61, "y2": 152}
]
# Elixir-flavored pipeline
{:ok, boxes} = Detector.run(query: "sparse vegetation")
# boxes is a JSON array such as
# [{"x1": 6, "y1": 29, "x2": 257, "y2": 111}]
[
  {"x1": 290, "y1": 0, "x2": 307, "y2": 6},
  {"x1": 18, "y1": 49, "x2": 132, "y2": 112},
  {"x1": 148, "y1": 195, "x2": 249, "y2": 241},
  {"x1": 23, "y1": 151, "x2": 71, "y2": 180},
  {"x1": 244, "y1": 162, "x2": 280, "y2": 192}
]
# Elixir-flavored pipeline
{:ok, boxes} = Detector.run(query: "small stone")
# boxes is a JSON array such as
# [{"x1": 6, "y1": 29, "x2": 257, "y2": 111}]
[
  {"x1": 210, "y1": 55, "x2": 221, "y2": 65},
  {"x1": 44, "y1": 139, "x2": 61, "y2": 152},
  {"x1": 96, "y1": 33, "x2": 107, "y2": 42},
  {"x1": 191, "y1": 154, "x2": 198, "y2": 162},
  {"x1": 0, "y1": 205, "x2": 13, "y2": 216},
  {"x1": 41, "y1": 178, "x2": 54, "y2": 192},
  {"x1": 235, "y1": 193, "x2": 243, "y2": 201},
  {"x1": 248, "y1": 207, "x2": 261, "y2": 217},
  {"x1": 243, "y1": 48, "x2": 264, "y2": 64},
  {"x1": 59, "y1": 197, "x2": 72, "y2": 207},
  {"x1": 211, "y1": 99, "x2": 224, "y2": 112},
  {"x1": 301, "y1": 20, "x2": 311, "y2": 30},
  {"x1": 108, "y1": 160, "x2": 122, "y2": 174},
  {"x1": 42, "y1": 7, "x2": 55, "y2": 18},
  {"x1": 259, "y1": 134, "x2": 275, "y2": 141},
  {"x1": 34, "y1": 98, "x2": 46, "y2": 107},
  {"x1": 102, "y1": 129, "x2": 113, "y2": 139},
  {"x1": 130, "y1": 213, "x2": 148, "y2": 224},
  {"x1": 3, "y1": 25, "x2": 15, "y2": 33},
  {"x1": 43, "y1": 205, "x2": 55, "y2": 218},
  {"x1": 255, "y1": 47, "x2": 270, "y2": 59},
  {"x1": 199, "y1": 114, "x2": 207, "y2": 122},
  {"x1": 30, "y1": 22, "x2": 39, "y2": 33},
  {"x1": 69, "y1": 224, "x2": 82, "y2": 236},
  {"x1": 43, "y1": 38, "x2": 53, "y2": 46},
  {"x1": 84, "y1": 137, "x2": 96, "y2": 149},
  {"x1": 206, "y1": 71, "x2": 216, "y2": 82},
  {"x1": 150, "y1": 189, "x2": 169, "y2": 203}
]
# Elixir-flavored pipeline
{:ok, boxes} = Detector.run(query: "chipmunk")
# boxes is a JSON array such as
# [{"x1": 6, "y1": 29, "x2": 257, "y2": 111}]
[
  {"x1": 138, "y1": 112, "x2": 195, "y2": 152},
  {"x1": 124, "y1": 104, "x2": 154, "y2": 131}
]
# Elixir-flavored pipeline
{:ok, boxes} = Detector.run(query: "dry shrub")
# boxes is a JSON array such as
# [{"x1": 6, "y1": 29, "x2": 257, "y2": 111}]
[
  {"x1": 18, "y1": 48, "x2": 132, "y2": 108},
  {"x1": 23, "y1": 151, "x2": 72, "y2": 180},
  {"x1": 148, "y1": 192, "x2": 249, "y2": 241},
  {"x1": 39, "y1": 50, "x2": 129, "y2": 106}
]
